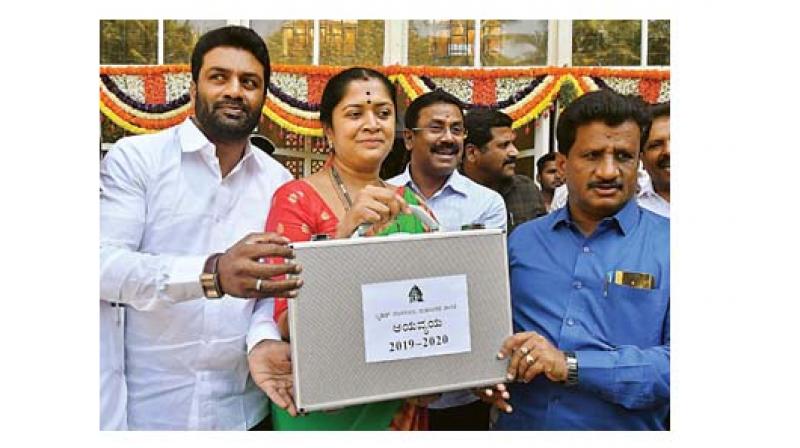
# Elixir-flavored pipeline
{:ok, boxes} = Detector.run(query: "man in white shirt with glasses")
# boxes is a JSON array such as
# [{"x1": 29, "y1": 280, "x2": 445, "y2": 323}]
[{"x1": 389, "y1": 90, "x2": 506, "y2": 430}]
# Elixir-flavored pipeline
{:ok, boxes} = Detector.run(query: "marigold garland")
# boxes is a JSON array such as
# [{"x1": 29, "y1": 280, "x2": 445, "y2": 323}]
[
  {"x1": 266, "y1": 91, "x2": 319, "y2": 120},
  {"x1": 100, "y1": 101, "x2": 157, "y2": 134},
  {"x1": 100, "y1": 64, "x2": 669, "y2": 136},
  {"x1": 101, "y1": 88, "x2": 188, "y2": 129},
  {"x1": 144, "y1": 74, "x2": 166, "y2": 105},
  {"x1": 472, "y1": 77, "x2": 496, "y2": 105},
  {"x1": 638, "y1": 78, "x2": 662, "y2": 104},
  {"x1": 264, "y1": 96, "x2": 321, "y2": 130},
  {"x1": 100, "y1": 82, "x2": 190, "y2": 120}
]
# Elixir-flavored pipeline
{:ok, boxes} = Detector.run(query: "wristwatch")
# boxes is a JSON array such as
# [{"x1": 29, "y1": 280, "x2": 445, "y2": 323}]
[
  {"x1": 564, "y1": 351, "x2": 578, "y2": 387},
  {"x1": 200, "y1": 253, "x2": 224, "y2": 299}
]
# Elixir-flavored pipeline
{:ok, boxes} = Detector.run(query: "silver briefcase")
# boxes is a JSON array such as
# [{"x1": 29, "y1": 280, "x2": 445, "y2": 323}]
[{"x1": 288, "y1": 228, "x2": 512, "y2": 413}]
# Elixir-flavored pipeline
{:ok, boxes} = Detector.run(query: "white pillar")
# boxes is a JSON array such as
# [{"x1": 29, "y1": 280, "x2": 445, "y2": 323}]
[{"x1": 384, "y1": 20, "x2": 407, "y2": 65}]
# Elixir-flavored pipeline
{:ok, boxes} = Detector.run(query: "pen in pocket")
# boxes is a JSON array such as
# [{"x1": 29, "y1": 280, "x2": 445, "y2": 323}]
[{"x1": 604, "y1": 272, "x2": 612, "y2": 297}]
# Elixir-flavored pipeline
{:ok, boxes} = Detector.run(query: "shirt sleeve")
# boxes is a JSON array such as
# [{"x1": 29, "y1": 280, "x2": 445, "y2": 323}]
[
  {"x1": 99, "y1": 140, "x2": 206, "y2": 311},
  {"x1": 575, "y1": 303, "x2": 670, "y2": 410},
  {"x1": 247, "y1": 298, "x2": 281, "y2": 353},
  {"x1": 482, "y1": 191, "x2": 508, "y2": 232}
]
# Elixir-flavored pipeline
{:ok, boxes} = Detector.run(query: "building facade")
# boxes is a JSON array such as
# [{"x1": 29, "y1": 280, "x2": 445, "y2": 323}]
[{"x1": 100, "y1": 19, "x2": 670, "y2": 179}]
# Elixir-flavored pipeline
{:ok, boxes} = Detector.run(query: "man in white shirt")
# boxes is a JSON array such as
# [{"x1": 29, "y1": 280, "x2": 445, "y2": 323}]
[
  {"x1": 389, "y1": 90, "x2": 506, "y2": 232},
  {"x1": 100, "y1": 26, "x2": 302, "y2": 430},
  {"x1": 639, "y1": 101, "x2": 670, "y2": 218},
  {"x1": 535, "y1": 153, "x2": 564, "y2": 212},
  {"x1": 389, "y1": 90, "x2": 506, "y2": 430}
]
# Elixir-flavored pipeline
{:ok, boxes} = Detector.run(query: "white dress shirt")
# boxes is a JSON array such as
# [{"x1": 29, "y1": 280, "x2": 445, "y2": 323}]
[
  {"x1": 390, "y1": 166, "x2": 506, "y2": 409},
  {"x1": 100, "y1": 301, "x2": 126, "y2": 430},
  {"x1": 389, "y1": 166, "x2": 507, "y2": 232},
  {"x1": 100, "y1": 119, "x2": 291, "y2": 430},
  {"x1": 636, "y1": 177, "x2": 670, "y2": 218}
]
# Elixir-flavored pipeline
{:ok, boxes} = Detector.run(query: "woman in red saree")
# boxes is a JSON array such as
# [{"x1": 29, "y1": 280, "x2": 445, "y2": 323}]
[{"x1": 264, "y1": 67, "x2": 437, "y2": 430}]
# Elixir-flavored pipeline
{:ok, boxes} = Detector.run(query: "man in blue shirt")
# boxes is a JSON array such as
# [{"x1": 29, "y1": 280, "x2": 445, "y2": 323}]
[{"x1": 489, "y1": 90, "x2": 670, "y2": 430}]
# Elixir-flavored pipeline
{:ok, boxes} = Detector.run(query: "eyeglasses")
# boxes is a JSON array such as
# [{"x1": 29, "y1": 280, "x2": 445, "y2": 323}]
[{"x1": 411, "y1": 124, "x2": 467, "y2": 138}]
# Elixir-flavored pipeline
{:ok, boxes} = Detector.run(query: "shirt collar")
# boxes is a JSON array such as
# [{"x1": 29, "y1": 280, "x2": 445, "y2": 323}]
[
  {"x1": 638, "y1": 176, "x2": 657, "y2": 197},
  {"x1": 551, "y1": 196, "x2": 640, "y2": 236},
  {"x1": 177, "y1": 118, "x2": 262, "y2": 169},
  {"x1": 178, "y1": 118, "x2": 211, "y2": 153},
  {"x1": 397, "y1": 164, "x2": 468, "y2": 197}
]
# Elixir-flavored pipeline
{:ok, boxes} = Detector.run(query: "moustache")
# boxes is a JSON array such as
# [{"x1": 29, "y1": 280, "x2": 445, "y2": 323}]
[
  {"x1": 214, "y1": 99, "x2": 249, "y2": 112},
  {"x1": 587, "y1": 181, "x2": 623, "y2": 190},
  {"x1": 656, "y1": 155, "x2": 670, "y2": 170},
  {"x1": 431, "y1": 143, "x2": 459, "y2": 155},
  {"x1": 503, "y1": 156, "x2": 517, "y2": 166}
]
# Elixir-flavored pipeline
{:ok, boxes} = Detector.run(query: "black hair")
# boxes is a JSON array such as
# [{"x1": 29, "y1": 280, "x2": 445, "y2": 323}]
[
  {"x1": 650, "y1": 101, "x2": 670, "y2": 120},
  {"x1": 404, "y1": 89, "x2": 464, "y2": 129},
  {"x1": 319, "y1": 67, "x2": 397, "y2": 129},
  {"x1": 191, "y1": 25, "x2": 271, "y2": 88},
  {"x1": 536, "y1": 152, "x2": 558, "y2": 177},
  {"x1": 556, "y1": 89, "x2": 651, "y2": 155},
  {"x1": 464, "y1": 107, "x2": 513, "y2": 152}
]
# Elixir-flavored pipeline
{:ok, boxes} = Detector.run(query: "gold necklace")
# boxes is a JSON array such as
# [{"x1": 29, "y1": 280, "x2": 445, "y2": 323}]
[
  {"x1": 328, "y1": 164, "x2": 388, "y2": 212},
  {"x1": 329, "y1": 164, "x2": 353, "y2": 211}
]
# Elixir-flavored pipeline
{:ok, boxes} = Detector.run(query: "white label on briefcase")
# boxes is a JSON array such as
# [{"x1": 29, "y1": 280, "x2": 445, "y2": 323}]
[{"x1": 361, "y1": 274, "x2": 471, "y2": 363}]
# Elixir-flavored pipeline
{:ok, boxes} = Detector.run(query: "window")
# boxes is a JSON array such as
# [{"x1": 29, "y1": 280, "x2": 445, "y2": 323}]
[
  {"x1": 572, "y1": 20, "x2": 642, "y2": 66},
  {"x1": 481, "y1": 20, "x2": 548, "y2": 66},
  {"x1": 100, "y1": 20, "x2": 158, "y2": 65},
  {"x1": 647, "y1": 20, "x2": 670, "y2": 66},
  {"x1": 164, "y1": 20, "x2": 227, "y2": 64},
  {"x1": 408, "y1": 20, "x2": 475, "y2": 66},
  {"x1": 250, "y1": 20, "x2": 313, "y2": 65},
  {"x1": 320, "y1": 20, "x2": 384, "y2": 65}
]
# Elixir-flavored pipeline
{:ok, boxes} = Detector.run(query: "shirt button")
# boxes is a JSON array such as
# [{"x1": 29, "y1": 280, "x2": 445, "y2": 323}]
[
  {"x1": 573, "y1": 281, "x2": 582, "y2": 289},
  {"x1": 566, "y1": 318, "x2": 575, "y2": 326},
  {"x1": 582, "y1": 246, "x2": 590, "y2": 253}
]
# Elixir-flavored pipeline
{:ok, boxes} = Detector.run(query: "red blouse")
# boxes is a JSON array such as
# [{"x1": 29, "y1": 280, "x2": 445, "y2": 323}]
[{"x1": 264, "y1": 180, "x2": 340, "y2": 320}]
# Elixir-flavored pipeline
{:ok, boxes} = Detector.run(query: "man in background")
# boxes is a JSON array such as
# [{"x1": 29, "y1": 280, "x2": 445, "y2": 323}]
[
  {"x1": 535, "y1": 152, "x2": 564, "y2": 212},
  {"x1": 462, "y1": 108, "x2": 546, "y2": 234},
  {"x1": 638, "y1": 101, "x2": 670, "y2": 217}
]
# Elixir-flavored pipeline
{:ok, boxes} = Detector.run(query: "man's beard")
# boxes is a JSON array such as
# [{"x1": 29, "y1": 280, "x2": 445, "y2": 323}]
[{"x1": 194, "y1": 95, "x2": 262, "y2": 142}]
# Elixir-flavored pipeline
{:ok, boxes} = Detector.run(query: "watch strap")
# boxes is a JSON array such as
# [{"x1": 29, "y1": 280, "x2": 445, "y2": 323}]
[{"x1": 564, "y1": 351, "x2": 578, "y2": 387}]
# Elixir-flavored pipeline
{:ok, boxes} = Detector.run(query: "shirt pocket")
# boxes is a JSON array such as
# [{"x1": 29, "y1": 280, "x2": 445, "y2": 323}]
[{"x1": 603, "y1": 282, "x2": 668, "y2": 347}]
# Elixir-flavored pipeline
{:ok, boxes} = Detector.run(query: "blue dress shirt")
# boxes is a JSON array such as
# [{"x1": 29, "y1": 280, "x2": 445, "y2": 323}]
[{"x1": 495, "y1": 199, "x2": 670, "y2": 430}]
